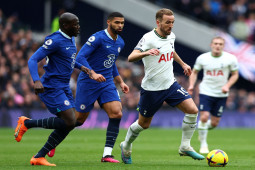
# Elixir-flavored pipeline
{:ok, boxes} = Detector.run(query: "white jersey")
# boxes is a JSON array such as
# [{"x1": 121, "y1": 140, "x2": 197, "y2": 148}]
[
  {"x1": 194, "y1": 51, "x2": 238, "y2": 97},
  {"x1": 135, "y1": 29, "x2": 176, "y2": 91}
]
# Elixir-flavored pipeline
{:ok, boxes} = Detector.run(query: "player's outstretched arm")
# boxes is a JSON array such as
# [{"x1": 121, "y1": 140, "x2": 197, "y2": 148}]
[
  {"x1": 128, "y1": 49, "x2": 160, "y2": 62},
  {"x1": 114, "y1": 75, "x2": 129, "y2": 94},
  {"x1": 28, "y1": 49, "x2": 47, "y2": 94},
  {"x1": 221, "y1": 70, "x2": 239, "y2": 93},
  {"x1": 188, "y1": 69, "x2": 199, "y2": 95},
  {"x1": 90, "y1": 70, "x2": 106, "y2": 82},
  {"x1": 34, "y1": 80, "x2": 44, "y2": 94}
]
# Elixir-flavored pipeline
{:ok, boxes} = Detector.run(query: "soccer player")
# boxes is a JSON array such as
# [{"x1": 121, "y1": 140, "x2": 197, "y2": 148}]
[
  {"x1": 14, "y1": 12, "x2": 103, "y2": 166},
  {"x1": 74, "y1": 12, "x2": 129, "y2": 163},
  {"x1": 120, "y1": 8, "x2": 205, "y2": 164},
  {"x1": 187, "y1": 37, "x2": 239, "y2": 154}
]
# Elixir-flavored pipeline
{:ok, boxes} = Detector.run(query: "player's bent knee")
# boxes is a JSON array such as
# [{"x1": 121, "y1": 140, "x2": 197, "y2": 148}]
[
  {"x1": 109, "y1": 112, "x2": 122, "y2": 119},
  {"x1": 211, "y1": 121, "x2": 219, "y2": 127},
  {"x1": 201, "y1": 117, "x2": 209, "y2": 123},
  {"x1": 108, "y1": 108, "x2": 123, "y2": 119},
  {"x1": 141, "y1": 124, "x2": 150, "y2": 129},
  {"x1": 76, "y1": 112, "x2": 89, "y2": 123},
  {"x1": 188, "y1": 108, "x2": 198, "y2": 114},
  {"x1": 64, "y1": 118, "x2": 76, "y2": 130}
]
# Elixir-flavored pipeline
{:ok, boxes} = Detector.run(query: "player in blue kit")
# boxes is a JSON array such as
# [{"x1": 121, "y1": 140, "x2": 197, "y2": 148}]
[
  {"x1": 14, "y1": 12, "x2": 102, "y2": 166},
  {"x1": 75, "y1": 12, "x2": 129, "y2": 163}
]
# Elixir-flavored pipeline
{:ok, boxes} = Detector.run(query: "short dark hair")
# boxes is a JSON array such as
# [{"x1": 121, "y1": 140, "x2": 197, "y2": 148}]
[{"x1": 107, "y1": 12, "x2": 124, "y2": 20}]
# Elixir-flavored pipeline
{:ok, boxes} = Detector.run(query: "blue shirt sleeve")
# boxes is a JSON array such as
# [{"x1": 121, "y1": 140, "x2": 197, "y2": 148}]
[
  {"x1": 112, "y1": 63, "x2": 119, "y2": 77},
  {"x1": 28, "y1": 37, "x2": 59, "y2": 82},
  {"x1": 76, "y1": 34, "x2": 101, "y2": 70},
  {"x1": 28, "y1": 48, "x2": 48, "y2": 82},
  {"x1": 74, "y1": 61, "x2": 82, "y2": 69},
  {"x1": 76, "y1": 45, "x2": 93, "y2": 70}
]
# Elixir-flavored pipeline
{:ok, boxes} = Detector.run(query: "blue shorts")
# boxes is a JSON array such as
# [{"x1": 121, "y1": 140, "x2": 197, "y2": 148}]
[
  {"x1": 75, "y1": 81, "x2": 120, "y2": 113},
  {"x1": 137, "y1": 81, "x2": 191, "y2": 117},
  {"x1": 199, "y1": 94, "x2": 227, "y2": 117},
  {"x1": 38, "y1": 87, "x2": 75, "y2": 115}
]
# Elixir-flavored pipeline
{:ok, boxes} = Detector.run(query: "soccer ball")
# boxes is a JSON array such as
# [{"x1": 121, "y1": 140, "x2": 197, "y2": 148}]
[{"x1": 206, "y1": 149, "x2": 228, "y2": 167}]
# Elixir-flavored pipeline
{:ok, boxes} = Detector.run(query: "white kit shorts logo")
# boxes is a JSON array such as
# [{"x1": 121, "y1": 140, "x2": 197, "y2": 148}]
[{"x1": 64, "y1": 100, "x2": 70, "y2": 106}]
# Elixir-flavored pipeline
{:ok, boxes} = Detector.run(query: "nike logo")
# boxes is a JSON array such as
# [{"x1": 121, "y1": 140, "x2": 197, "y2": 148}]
[
  {"x1": 66, "y1": 47, "x2": 70, "y2": 50},
  {"x1": 106, "y1": 46, "x2": 111, "y2": 48},
  {"x1": 190, "y1": 125, "x2": 196, "y2": 129},
  {"x1": 157, "y1": 47, "x2": 161, "y2": 49},
  {"x1": 14, "y1": 124, "x2": 22, "y2": 138}
]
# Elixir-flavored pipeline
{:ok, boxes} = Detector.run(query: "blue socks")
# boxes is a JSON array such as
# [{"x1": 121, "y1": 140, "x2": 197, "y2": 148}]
[
  {"x1": 24, "y1": 117, "x2": 67, "y2": 129},
  {"x1": 105, "y1": 118, "x2": 121, "y2": 148},
  {"x1": 34, "y1": 121, "x2": 83, "y2": 158},
  {"x1": 34, "y1": 129, "x2": 70, "y2": 158}
]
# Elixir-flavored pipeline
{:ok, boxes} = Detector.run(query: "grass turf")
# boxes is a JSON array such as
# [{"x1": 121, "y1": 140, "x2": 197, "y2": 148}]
[{"x1": 0, "y1": 128, "x2": 254, "y2": 169}]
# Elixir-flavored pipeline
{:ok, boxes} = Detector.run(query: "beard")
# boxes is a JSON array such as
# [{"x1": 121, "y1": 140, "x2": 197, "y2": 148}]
[
  {"x1": 110, "y1": 25, "x2": 122, "y2": 35},
  {"x1": 160, "y1": 27, "x2": 171, "y2": 36}
]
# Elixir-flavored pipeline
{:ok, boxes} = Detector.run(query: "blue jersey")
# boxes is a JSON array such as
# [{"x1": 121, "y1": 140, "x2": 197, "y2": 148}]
[
  {"x1": 28, "y1": 30, "x2": 83, "y2": 88},
  {"x1": 76, "y1": 29, "x2": 125, "y2": 83}
]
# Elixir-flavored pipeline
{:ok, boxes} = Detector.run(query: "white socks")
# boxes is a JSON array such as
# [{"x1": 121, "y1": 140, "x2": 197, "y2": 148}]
[
  {"x1": 198, "y1": 119, "x2": 212, "y2": 147},
  {"x1": 123, "y1": 120, "x2": 144, "y2": 150},
  {"x1": 180, "y1": 113, "x2": 198, "y2": 149},
  {"x1": 103, "y1": 147, "x2": 113, "y2": 157}
]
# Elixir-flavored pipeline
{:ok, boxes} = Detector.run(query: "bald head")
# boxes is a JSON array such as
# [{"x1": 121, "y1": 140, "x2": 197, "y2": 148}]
[
  {"x1": 59, "y1": 12, "x2": 80, "y2": 37},
  {"x1": 59, "y1": 12, "x2": 78, "y2": 28}
]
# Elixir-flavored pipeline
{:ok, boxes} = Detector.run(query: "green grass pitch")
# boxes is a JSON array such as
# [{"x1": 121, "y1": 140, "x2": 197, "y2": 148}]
[{"x1": 0, "y1": 128, "x2": 254, "y2": 169}]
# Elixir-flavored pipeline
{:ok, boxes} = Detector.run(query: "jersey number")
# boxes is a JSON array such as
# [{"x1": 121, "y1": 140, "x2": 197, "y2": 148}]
[{"x1": 177, "y1": 87, "x2": 189, "y2": 96}]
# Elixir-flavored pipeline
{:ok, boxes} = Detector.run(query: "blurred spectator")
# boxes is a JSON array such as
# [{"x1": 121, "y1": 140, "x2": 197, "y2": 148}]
[
  {"x1": 51, "y1": 8, "x2": 66, "y2": 33},
  {"x1": 229, "y1": 14, "x2": 250, "y2": 40},
  {"x1": 147, "y1": 0, "x2": 255, "y2": 43}
]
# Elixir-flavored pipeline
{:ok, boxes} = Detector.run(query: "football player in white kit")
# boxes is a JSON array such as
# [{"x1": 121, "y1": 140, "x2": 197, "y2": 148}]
[
  {"x1": 120, "y1": 8, "x2": 204, "y2": 164},
  {"x1": 188, "y1": 37, "x2": 239, "y2": 154}
]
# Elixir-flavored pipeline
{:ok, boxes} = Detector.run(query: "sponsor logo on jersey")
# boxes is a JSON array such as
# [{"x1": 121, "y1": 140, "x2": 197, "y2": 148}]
[
  {"x1": 158, "y1": 52, "x2": 174, "y2": 63},
  {"x1": 206, "y1": 70, "x2": 224, "y2": 76},
  {"x1": 104, "y1": 54, "x2": 115, "y2": 68},
  {"x1": 64, "y1": 100, "x2": 70, "y2": 106}
]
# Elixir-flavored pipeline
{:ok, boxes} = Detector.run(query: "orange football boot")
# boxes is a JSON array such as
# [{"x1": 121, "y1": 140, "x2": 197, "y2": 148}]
[
  {"x1": 30, "y1": 156, "x2": 56, "y2": 166},
  {"x1": 14, "y1": 116, "x2": 29, "y2": 142}
]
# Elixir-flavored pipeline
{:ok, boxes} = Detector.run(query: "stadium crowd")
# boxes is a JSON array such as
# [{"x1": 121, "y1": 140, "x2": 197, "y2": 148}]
[
  {"x1": 0, "y1": 8, "x2": 254, "y2": 114},
  {"x1": 148, "y1": 0, "x2": 255, "y2": 43}
]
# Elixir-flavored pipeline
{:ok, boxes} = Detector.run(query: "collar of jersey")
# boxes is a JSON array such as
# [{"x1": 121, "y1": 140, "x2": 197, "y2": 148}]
[
  {"x1": 154, "y1": 28, "x2": 167, "y2": 39},
  {"x1": 211, "y1": 52, "x2": 222, "y2": 58},
  {"x1": 104, "y1": 29, "x2": 118, "y2": 41},
  {"x1": 59, "y1": 29, "x2": 71, "y2": 39}
]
